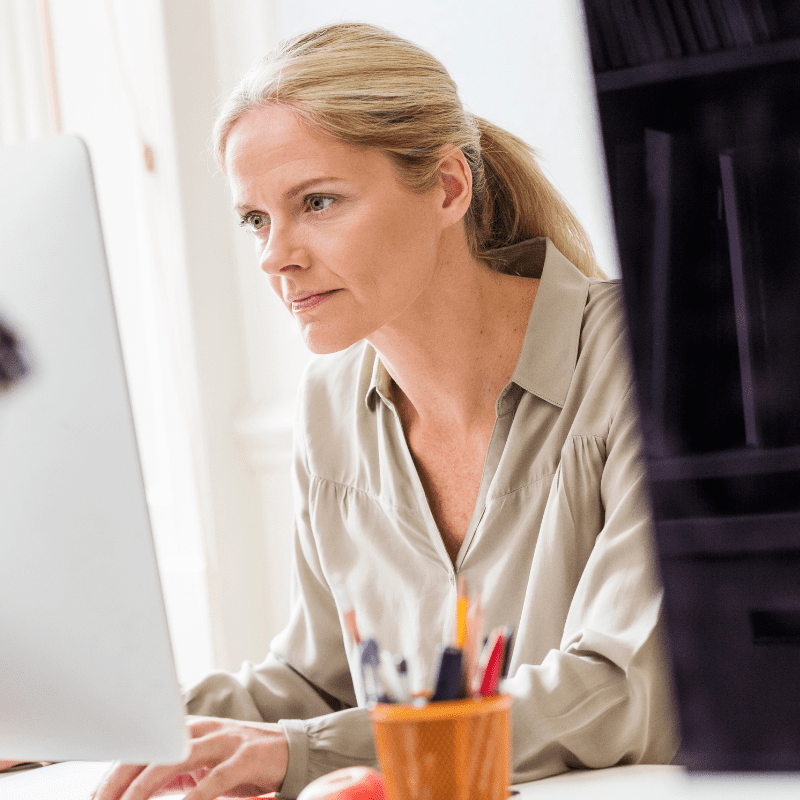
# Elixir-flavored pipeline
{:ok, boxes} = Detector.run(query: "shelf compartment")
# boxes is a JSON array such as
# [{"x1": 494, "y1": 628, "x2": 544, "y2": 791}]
[
  {"x1": 656, "y1": 510, "x2": 800, "y2": 558},
  {"x1": 648, "y1": 443, "x2": 800, "y2": 482},
  {"x1": 595, "y1": 36, "x2": 800, "y2": 92}
]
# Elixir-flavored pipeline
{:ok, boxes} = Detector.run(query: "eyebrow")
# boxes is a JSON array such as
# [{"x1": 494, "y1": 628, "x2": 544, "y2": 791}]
[{"x1": 233, "y1": 176, "x2": 344, "y2": 212}]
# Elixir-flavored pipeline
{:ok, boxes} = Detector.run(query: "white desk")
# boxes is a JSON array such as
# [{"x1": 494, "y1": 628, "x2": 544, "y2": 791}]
[
  {"x1": 3, "y1": 762, "x2": 800, "y2": 799},
  {"x1": 0, "y1": 762, "x2": 184, "y2": 799},
  {"x1": 516, "y1": 764, "x2": 800, "y2": 798}
]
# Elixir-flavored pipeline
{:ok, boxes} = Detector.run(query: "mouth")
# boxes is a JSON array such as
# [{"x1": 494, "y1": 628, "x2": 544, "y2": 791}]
[{"x1": 287, "y1": 289, "x2": 339, "y2": 312}]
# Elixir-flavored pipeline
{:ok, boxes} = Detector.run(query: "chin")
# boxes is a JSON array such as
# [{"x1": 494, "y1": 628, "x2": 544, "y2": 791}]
[{"x1": 302, "y1": 329, "x2": 364, "y2": 355}]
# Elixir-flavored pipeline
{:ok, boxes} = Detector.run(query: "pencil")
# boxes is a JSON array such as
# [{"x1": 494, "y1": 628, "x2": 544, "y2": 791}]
[
  {"x1": 464, "y1": 591, "x2": 483, "y2": 692},
  {"x1": 456, "y1": 576, "x2": 468, "y2": 648}
]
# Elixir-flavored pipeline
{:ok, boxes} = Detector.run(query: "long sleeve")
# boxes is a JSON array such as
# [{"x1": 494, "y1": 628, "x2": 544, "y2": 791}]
[{"x1": 504, "y1": 380, "x2": 678, "y2": 781}]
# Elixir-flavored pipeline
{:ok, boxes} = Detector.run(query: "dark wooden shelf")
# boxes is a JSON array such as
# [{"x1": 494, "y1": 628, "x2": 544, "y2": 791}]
[
  {"x1": 648, "y1": 443, "x2": 800, "y2": 482},
  {"x1": 656, "y1": 510, "x2": 800, "y2": 558},
  {"x1": 595, "y1": 36, "x2": 800, "y2": 92}
]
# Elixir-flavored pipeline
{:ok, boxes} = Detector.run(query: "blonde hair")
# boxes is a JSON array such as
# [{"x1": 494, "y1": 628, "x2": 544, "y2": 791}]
[{"x1": 213, "y1": 22, "x2": 604, "y2": 279}]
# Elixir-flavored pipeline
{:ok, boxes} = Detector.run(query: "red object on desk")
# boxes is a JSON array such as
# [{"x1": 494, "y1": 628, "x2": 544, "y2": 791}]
[{"x1": 296, "y1": 766, "x2": 386, "y2": 799}]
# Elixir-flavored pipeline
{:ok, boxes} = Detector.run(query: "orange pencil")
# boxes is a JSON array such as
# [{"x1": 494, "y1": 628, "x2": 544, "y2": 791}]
[
  {"x1": 456, "y1": 577, "x2": 468, "y2": 648},
  {"x1": 464, "y1": 591, "x2": 483, "y2": 692}
]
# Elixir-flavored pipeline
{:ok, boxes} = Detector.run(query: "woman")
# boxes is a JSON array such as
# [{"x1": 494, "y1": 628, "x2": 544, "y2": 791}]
[{"x1": 95, "y1": 22, "x2": 677, "y2": 800}]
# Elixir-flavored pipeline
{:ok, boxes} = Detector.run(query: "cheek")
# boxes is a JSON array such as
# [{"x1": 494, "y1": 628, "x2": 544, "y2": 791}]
[
  {"x1": 267, "y1": 276, "x2": 287, "y2": 306},
  {"x1": 338, "y1": 219, "x2": 435, "y2": 298}
]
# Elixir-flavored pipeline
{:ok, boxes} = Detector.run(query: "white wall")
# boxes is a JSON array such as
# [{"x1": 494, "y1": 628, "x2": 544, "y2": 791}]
[
  {"x1": 42, "y1": 0, "x2": 219, "y2": 685},
  {"x1": 0, "y1": 0, "x2": 51, "y2": 143},
  {"x1": 43, "y1": 0, "x2": 281, "y2": 683}
]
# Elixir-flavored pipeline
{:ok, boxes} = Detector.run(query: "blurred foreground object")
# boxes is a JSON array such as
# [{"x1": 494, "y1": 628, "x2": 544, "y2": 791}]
[
  {"x1": 297, "y1": 766, "x2": 385, "y2": 800},
  {"x1": 0, "y1": 318, "x2": 29, "y2": 392}
]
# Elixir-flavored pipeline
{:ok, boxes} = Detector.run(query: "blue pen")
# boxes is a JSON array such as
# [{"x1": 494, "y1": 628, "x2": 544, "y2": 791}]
[{"x1": 360, "y1": 638, "x2": 390, "y2": 705}]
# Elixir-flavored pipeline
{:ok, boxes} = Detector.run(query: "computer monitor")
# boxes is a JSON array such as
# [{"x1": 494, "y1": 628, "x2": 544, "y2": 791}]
[{"x1": 0, "y1": 135, "x2": 188, "y2": 764}]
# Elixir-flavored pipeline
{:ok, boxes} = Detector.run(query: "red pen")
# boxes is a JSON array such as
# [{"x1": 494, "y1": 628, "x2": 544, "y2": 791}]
[
  {"x1": 473, "y1": 628, "x2": 506, "y2": 697},
  {"x1": 481, "y1": 631, "x2": 506, "y2": 697}
]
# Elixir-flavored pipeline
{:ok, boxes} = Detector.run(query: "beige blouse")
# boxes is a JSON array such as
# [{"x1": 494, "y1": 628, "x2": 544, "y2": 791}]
[{"x1": 185, "y1": 238, "x2": 679, "y2": 798}]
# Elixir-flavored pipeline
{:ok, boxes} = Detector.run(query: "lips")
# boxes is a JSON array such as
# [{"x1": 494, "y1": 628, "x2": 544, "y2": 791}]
[{"x1": 287, "y1": 289, "x2": 339, "y2": 312}]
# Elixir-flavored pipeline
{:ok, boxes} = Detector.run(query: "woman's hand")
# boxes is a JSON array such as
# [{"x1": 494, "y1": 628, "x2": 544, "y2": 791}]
[
  {"x1": 0, "y1": 761, "x2": 28, "y2": 771},
  {"x1": 92, "y1": 715, "x2": 289, "y2": 800}
]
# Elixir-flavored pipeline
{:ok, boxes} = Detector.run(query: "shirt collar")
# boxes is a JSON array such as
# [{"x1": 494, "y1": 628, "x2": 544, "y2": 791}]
[
  {"x1": 366, "y1": 348, "x2": 394, "y2": 410},
  {"x1": 365, "y1": 237, "x2": 590, "y2": 411},
  {"x1": 503, "y1": 237, "x2": 590, "y2": 408}
]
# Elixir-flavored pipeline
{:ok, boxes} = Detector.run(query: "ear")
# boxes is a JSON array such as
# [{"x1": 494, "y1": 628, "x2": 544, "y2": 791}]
[{"x1": 437, "y1": 147, "x2": 473, "y2": 223}]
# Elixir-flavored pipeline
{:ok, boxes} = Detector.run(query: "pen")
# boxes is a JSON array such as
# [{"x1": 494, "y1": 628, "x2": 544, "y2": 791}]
[
  {"x1": 473, "y1": 628, "x2": 506, "y2": 698},
  {"x1": 360, "y1": 638, "x2": 389, "y2": 704},
  {"x1": 430, "y1": 643, "x2": 465, "y2": 702}
]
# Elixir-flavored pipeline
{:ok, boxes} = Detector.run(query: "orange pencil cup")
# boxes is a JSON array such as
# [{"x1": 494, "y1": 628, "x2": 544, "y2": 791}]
[{"x1": 369, "y1": 694, "x2": 512, "y2": 800}]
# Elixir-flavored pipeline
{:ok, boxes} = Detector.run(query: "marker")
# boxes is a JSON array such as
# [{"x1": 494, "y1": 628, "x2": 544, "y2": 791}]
[{"x1": 430, "y1": 644, "x2": 464, "y2": 702}]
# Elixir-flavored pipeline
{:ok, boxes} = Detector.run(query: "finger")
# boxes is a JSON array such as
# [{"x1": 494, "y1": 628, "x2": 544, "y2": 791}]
[
  {"x1": 92, "y1": 763, "x2": 147, "y2": 800},
  {"x1": 115, "y1": 738, "x2": 223, "y2": 800},
  {"x1": 185, "y1": 716, "x2": 224, "y2": 737},
  {"x1": 159, "y1": 769, "x2": 206, "y2": 793},
  {"x1": 182, "y1": 759, "x2": 263, "y2": 800}
]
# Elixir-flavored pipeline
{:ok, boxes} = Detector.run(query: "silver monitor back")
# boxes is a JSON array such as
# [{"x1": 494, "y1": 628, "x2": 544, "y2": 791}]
[{"x1": 0, "y1": 135, "x2": 188, "y2": 764}]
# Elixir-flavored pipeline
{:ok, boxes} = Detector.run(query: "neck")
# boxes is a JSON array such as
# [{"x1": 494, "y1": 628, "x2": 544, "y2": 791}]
[{"x1": 367, "y1": 238, "x2": 538, "y2": 433}]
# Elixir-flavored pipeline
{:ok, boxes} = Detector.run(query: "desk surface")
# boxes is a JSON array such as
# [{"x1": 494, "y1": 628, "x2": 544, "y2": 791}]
[
  {"x1": 3, "y1": 762, "x2": 800, "y2": 799},
  {"x1": 516, "y1": 764, "x2": 800, "y2": 798}
]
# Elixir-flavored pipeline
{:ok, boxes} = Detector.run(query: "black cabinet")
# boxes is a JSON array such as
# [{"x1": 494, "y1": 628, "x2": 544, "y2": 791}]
[{"x1": 583, "y1": 0, "x2": 800, "y2": 772}]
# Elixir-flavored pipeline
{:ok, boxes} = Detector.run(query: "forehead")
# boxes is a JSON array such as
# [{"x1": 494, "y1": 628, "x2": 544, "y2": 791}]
[{"x1": 224, "y1": 104, "x2": 392, "y2": 201}]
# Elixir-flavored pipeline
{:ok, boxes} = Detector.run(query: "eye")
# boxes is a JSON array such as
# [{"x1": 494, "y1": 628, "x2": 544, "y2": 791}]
[
  {"x1": 239, "y1": 212, "x2": 269, "y2": 233},
  {"x1": 306, "y1": 195, "x2": 336, "y2": 213}
]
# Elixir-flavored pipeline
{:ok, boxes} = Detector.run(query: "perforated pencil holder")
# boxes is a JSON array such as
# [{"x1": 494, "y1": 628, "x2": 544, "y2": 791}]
[{"x1": 369, "y1": 694, "x2": 512, "y2": 800}]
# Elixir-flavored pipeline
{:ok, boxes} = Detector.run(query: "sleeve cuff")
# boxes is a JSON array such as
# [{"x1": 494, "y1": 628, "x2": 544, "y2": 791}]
[{"x1": 277, "y1": 718, "x2": 310, "y2": 799}]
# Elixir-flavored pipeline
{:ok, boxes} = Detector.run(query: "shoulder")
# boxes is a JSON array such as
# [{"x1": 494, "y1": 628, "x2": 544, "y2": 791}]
[
  {"x1": 578, "y1": 278, "x2": 630, "y2": 368},
  {"x1": 584, "y1": 278, "x2": 625, "y2": 335},
  {"x1": 565, "y1": 278, "x2": 635, "y2": 430}
]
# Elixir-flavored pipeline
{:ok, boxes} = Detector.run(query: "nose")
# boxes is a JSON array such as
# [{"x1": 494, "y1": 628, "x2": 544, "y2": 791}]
[{"x1": 258, "y1": 220, "x2": 309, "y2": 276}]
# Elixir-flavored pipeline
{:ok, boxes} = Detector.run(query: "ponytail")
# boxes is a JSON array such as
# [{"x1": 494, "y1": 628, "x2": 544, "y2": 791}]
[{"x1": 472, "y1": 118, "x2": 604, "y2": 278}]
